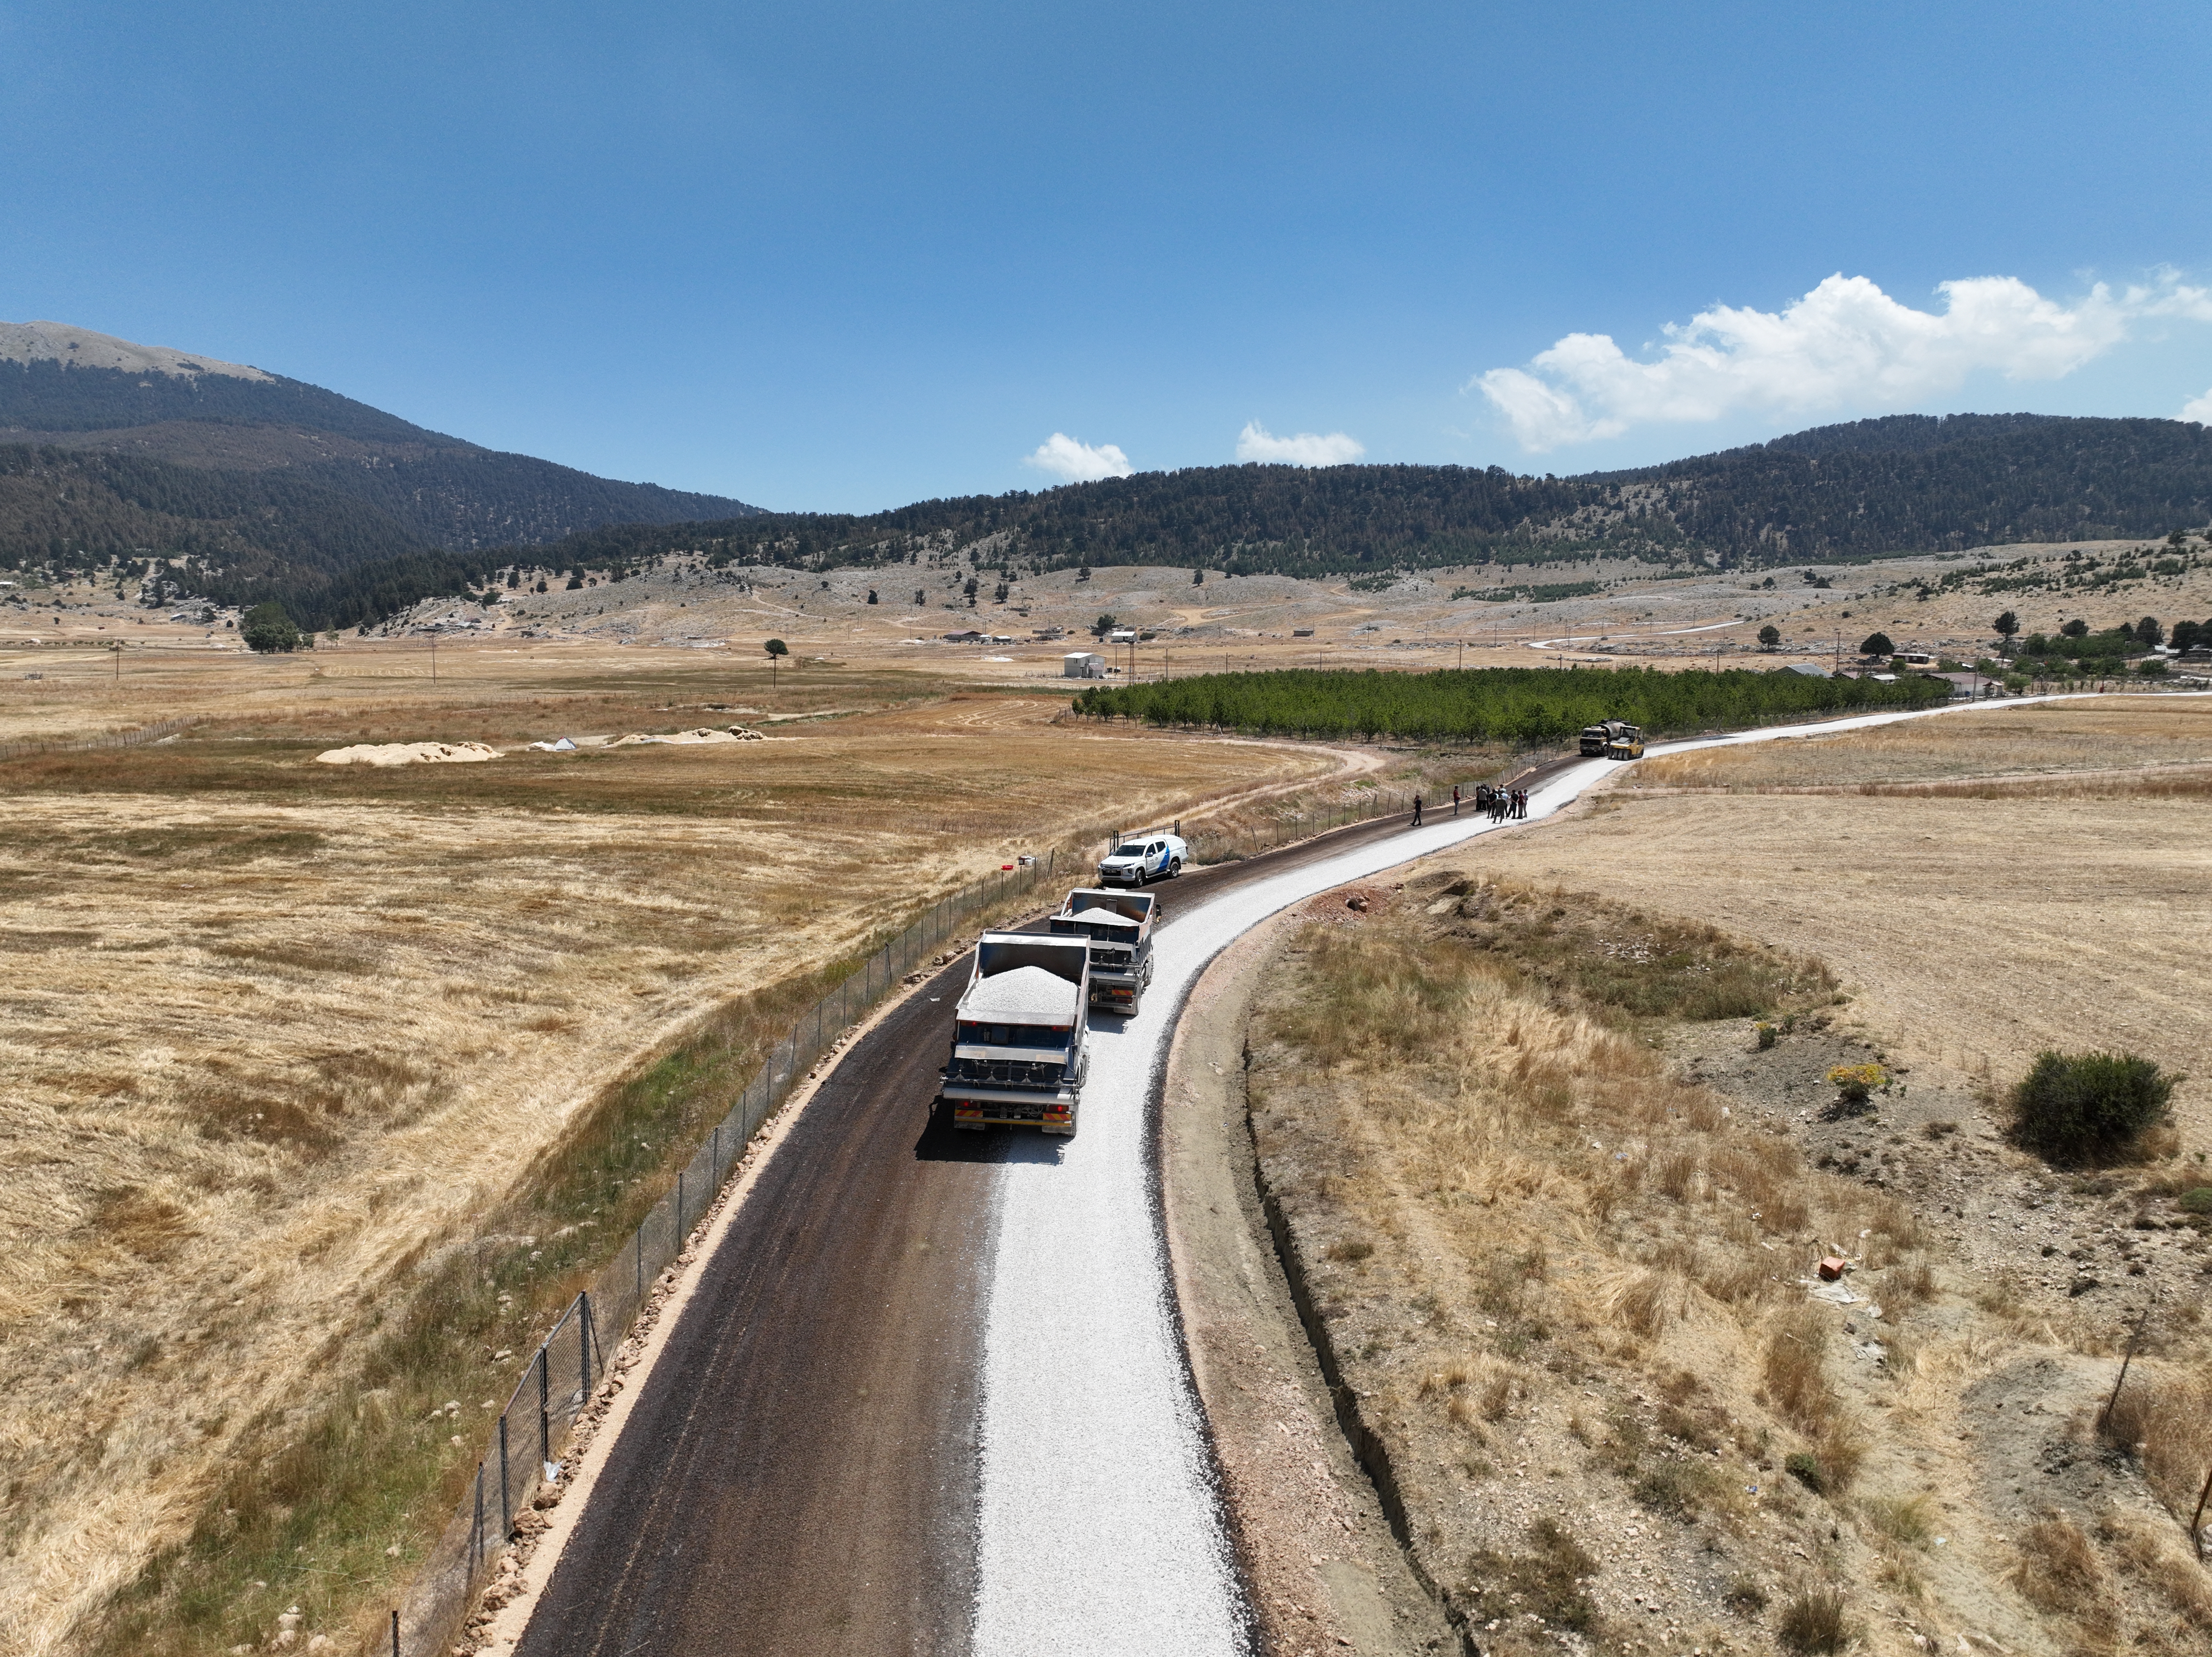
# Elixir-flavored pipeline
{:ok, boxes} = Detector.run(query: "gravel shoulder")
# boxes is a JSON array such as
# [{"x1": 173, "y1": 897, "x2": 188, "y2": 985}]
[{"x1": 1164, "y1": 911, "x2": 1459, "y2": 1656}]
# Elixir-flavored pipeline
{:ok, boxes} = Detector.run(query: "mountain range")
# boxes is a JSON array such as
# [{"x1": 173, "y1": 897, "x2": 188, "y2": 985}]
[
  {"x1": 0, "y1": 320, "x2": 756, "y2": 623},
  {"x1": 5, "y1": 320, "x2": 2210, "y2": 629}
]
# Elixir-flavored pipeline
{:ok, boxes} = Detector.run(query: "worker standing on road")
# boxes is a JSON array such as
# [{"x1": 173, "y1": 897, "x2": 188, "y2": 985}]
[
  {"x1": 1452, "y1": 784, "x2": 1461, "y2": 817},
  {"x1": 1411, "y1": 793, "x2": 1424, "y2": 827}
]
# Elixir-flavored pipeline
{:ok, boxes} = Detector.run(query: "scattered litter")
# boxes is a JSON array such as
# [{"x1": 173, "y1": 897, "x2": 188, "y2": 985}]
[
  {"x1": 315, "y1": 741, "x2": 499, "y2": 767},
  {"x1": 525, "y1": 736, "x2": 579, "y2": 753},
  {"x1": 1803, "y1": 1278, "x2": 1862, "y2": 1306}
]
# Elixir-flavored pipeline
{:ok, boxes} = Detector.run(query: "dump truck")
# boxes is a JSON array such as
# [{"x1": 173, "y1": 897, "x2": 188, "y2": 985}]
[
  {"x1": 1578, "y1": 719, "x2": 1646, "y2": 760},
  {"x1": 1049, "y1": 888, "x2": 1158, "y2": 1014},
  {"x1": 940, "y1": 932, "x2": 1090, "y2": 1134}
]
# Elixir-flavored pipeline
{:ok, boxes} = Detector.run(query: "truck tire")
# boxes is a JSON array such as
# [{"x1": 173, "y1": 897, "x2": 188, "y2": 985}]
[{"x1": 1168, "y1": 857, "x2": 1182, "y2": 877}]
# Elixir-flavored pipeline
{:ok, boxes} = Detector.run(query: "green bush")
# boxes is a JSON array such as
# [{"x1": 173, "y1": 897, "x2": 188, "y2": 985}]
[
  {"x1": 2175, "y1": 1187, "x2": 2212, "y2": 1215},
  {"x1": 2010, "y1": 1050, "x2": 2177, "y2": 1161},
  {"x1": 1785, "y1": 1451, "x2": 1827, "y2": 1494}
]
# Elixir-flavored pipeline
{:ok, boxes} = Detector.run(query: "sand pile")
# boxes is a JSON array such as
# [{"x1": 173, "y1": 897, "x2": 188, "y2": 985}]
[
  {"x1": 315, "y1": 741, "x2": 501, "y2": 767},
  {"x1": 607, "y1": 726, "x2": 763, "y2": 746}
]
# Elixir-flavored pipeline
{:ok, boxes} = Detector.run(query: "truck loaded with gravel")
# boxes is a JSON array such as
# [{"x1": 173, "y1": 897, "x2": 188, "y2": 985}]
[
  {"x1": 940, "y1": 932, "x2": 1091, "y2": 1134},
  {"x1": 1049, "y1": 888, "x2": 1158, "y2": 1015}
]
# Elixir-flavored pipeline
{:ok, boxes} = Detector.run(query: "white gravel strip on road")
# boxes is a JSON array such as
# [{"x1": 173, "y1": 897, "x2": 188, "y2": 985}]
[{"x1": 970, "y1": 691, "x2": 2193, "y2": 1656}]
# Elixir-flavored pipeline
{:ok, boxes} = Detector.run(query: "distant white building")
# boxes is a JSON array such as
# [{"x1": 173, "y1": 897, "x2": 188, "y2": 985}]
[
  {"x1": 1063, "y1": 651, "x2": 1106, "y2": 679},
  {"x1": 1107, "y1": 628, "x2": 1137, "y2": 644}
]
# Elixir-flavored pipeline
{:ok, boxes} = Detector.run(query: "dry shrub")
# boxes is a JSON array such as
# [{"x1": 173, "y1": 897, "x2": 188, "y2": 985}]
[
  {"x1": 1614, "y1": 1271, "x2": 1674, "y2": 1338},
  {"x1": 1763, "y1": 1309, "x2": 1834, "y2": 1428},
  {"x1": 1462, "y1": 1518, "x2": 1600, "y2": 1636},
  {"x1": 1886, "y1": 1257, "x2": 1939, "y2": 1309},
  {"x1": 1698, "y1": 1249, "x2": 1776, "y2": 1306},
  {"x1": 1863, "y1": 1492, "x2": 1935, "y2": 1546},
  {"x1": 1812, "y1": 1417, "x2": 1868, "y2": 1495},
  {"x1": 1775, "y1": 1586, "x2": 1857, "y2": 1654},
  {"x1": 1656, "y1": 1148, "x2": 1702, "y2": 1202},
  {"x1": 1481, "y1": 1373, "x2": 1517, "y2": 1422},
  {"x1": 2098, "y1": 1363, "x2": 2212, "y2": 1527},
  {"x1": 2012, "y1": 1514, "x2": 2108, "y2": 1617},
  {"x1": 2095, "y1": 1507, "x2": 2212, "y2": 1633}
]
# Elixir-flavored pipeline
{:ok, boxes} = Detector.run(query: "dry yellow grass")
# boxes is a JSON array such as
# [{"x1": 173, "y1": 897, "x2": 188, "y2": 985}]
[
  {"x1": 1238, "y1": 701, "x2": 2212, "y2": 1654},
  {"x1": 1625, "y1": 695, "x2": 2212, "y2": 795},
  {"x1": 0, "y1": 654, "x2": 1338, "y2": 1656},
  {"x1": 1250, "y1": 875, "x2": 2212, "y2": 1656},
  {"x1": 1512, "y1": 702, "x2": 2212, "y2": 1149}
]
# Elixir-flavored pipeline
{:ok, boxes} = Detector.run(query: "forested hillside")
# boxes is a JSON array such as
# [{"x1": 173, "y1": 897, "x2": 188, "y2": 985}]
[
  {"x1": 516, "y1": 413, "x2": 2212, "y2": 584},
  {"x1": 0, "y1": 352, "x2": 758, "y2": 586},
  {"x1": 9, "y1": 369, "x2": 2211, "y2": 629}
]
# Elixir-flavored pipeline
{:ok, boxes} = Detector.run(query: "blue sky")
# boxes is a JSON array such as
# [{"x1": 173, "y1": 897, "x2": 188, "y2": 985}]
[{"x1": 5, "y1": 1, "x2": 2209, "y2": 511}]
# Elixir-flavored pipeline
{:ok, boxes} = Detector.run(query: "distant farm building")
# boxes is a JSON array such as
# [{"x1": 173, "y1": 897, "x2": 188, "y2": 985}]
[{"x1": 1063, "y1": 652, "x2": 1106, "y2": 679}]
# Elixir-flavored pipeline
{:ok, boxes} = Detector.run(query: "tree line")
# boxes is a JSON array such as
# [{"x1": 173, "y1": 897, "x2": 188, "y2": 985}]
[{"x1": 1070, "y1": 665, "x2": 1949, "y2": 746}]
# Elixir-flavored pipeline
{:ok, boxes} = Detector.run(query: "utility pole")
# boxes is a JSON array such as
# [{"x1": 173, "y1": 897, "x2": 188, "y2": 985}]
[
  {"x1": 429, "y1": 633, "x2": 437, "y2": 682},
  {"x1": 110, "y1": 641, "x2": 121, "y2": 685}
]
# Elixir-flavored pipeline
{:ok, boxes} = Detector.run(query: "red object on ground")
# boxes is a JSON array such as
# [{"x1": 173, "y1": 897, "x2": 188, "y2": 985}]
[{"x1": 1817, "y1": 1256, "x2": 1848, "y2": 1281}]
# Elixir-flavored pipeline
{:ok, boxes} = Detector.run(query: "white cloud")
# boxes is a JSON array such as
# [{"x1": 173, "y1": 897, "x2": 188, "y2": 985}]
[
  {"x1": 2184, "y1": 387, "x2": 2212, "y2": 423},
  {"x1": 1475, "y1": 271, "x2": 2212, "y2": 450},
  {"x1": 1235, "y1": 421, "x2": 1366, "y2": 467},
  {"x1": 1022, "y1": 431, "x2": 1134, "y2": 482}
]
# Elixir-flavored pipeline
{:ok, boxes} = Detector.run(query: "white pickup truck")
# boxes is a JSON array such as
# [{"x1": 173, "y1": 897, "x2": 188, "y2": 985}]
[
  {"x1": 1095, "y1": 830, "x2": 1188, "y2": 887},
  {"x1": 940, "y1": 932, "x2": 1090, "y2": 1134},
  {"x1": 1049, "y1": 888, "x2": 1158, "y2": 1015}
]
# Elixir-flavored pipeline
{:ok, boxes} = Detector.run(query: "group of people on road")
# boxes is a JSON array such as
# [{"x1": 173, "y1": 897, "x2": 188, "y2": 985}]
[{"x1": 1431, "y1": 782, "x2": 1527, "y2": 828}]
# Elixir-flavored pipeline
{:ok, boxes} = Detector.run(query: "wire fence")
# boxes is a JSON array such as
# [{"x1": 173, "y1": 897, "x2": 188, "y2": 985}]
[
  {"x1": 0, "y1": 714, "x2": 200, "y2": 763},
  {"x1": 388, "y1": 847, "x2": 1066, "y2": 1654},
  {"x1": 1165, "y1": 747, "x2": 1552, "y2": 867}
]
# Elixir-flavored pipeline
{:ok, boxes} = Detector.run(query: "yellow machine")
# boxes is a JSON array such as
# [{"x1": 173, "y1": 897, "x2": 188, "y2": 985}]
[{"x1": 1577, "y1": 720, "x2": 1646, "y2": 760}]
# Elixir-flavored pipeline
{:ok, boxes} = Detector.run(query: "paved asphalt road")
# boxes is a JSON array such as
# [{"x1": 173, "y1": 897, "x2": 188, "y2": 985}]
[{"x1": 514, "y1": 771, "x2": 1574, "y2": 1657}]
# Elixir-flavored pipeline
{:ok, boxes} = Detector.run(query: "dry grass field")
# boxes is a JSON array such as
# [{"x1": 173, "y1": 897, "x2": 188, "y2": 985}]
[
  {"x1": 0, "y1": 644, "x2": 1344, "y2": 1655},
  {"x1": 1244, "y1": 698, "x2": 2212, "y2": 1656},
  {"x1": 1626, "y1": 695, "x2": 2212, "y2": 797}
]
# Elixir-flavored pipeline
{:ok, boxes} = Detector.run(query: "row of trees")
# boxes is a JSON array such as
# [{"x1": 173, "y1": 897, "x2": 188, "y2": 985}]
[{"x1": 1071, "y1": 665, "x2": 1947, "y2": 745}]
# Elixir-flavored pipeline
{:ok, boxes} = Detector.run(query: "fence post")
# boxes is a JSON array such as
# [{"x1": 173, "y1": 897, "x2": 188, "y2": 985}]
[
  {"x1": 539, "y1": 1347, "x2": 550, "y2": 1472},
  {"x1": 392, "y1": 1610, "x2": 400, "y2": 1657},
  {"x1": 498, "y1": 1414, "x2": 511, "y2": 1538},
  {"x1": 712, "y1": 1122, "x2": 720, "y2": 1180},
  {"x1": 581, "y1": 1293, "x2": 594, "y2": 1400},
  {"x1": 634, "y1": 1226, "x2": 643, "y2": 1309},
  {"x1": 472, "y1": 1464, "x2": 484, "y2": 1573},
  {"x1": 676, "y1": 1169, "x2": 685, "y2": 1239},
  {"x1": 2192, "y1": 1461, "x2": 2212, "y2": 1559},
  {"x1": 2100, "y1": 1305, "x2": 2151, "y2": 1430}
]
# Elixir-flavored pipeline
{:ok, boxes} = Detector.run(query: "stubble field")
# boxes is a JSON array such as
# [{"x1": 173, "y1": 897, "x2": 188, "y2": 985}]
[{"x1": 0, "y1": 643, "x2": 1339, "y2": 1655}]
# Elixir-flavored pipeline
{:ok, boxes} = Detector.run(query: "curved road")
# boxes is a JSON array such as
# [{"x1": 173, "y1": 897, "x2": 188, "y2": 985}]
[{"x1": 509, "y1": 697, "x2": 2112, "y2": 1657}]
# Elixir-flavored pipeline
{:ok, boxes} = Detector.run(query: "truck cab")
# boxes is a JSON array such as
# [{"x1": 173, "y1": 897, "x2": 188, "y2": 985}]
[
  {"x1": 1096, "y1": 831, "x2": 1187, "y2": 887},
  {"x1": 1577, "y1": 720, "x2": 1646, "y2": 760},
  {"x1": 940, "y1": 933, "x2": 1090, "y2": 1134},
  {"x1": 1049, "y1": 888, "x2": 1158, "y2": 1014}
]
